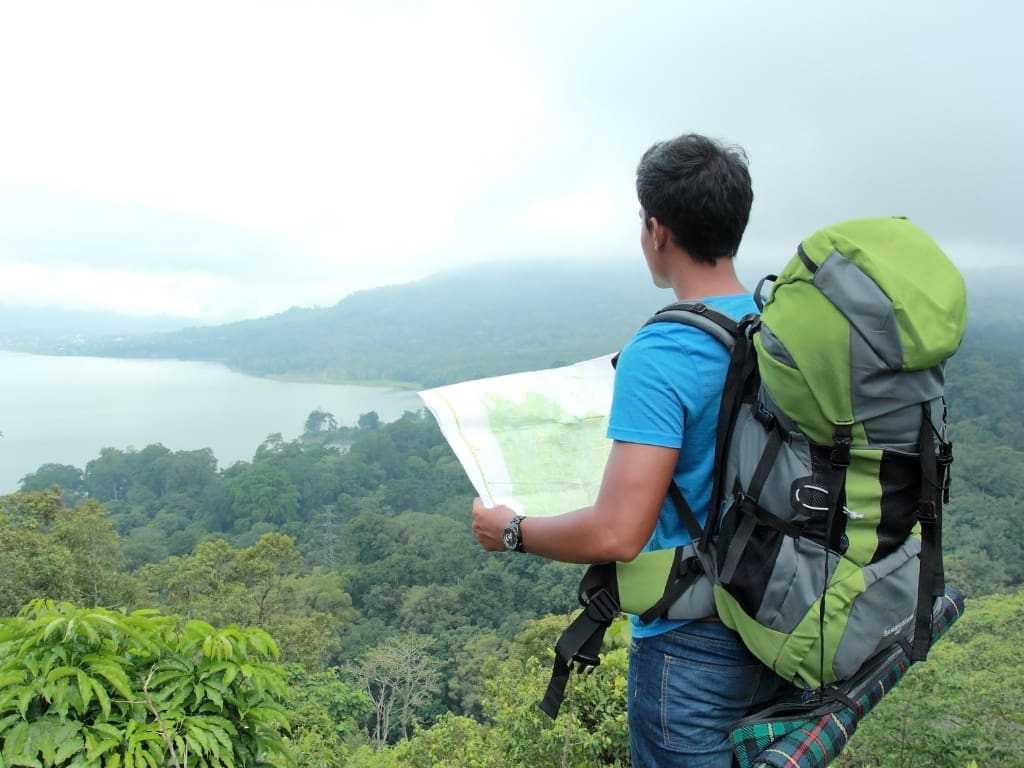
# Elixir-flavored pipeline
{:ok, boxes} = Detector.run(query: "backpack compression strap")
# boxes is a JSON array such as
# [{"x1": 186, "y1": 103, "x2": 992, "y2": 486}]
[
  {"x1": 815, "y1": 424, "x2": 853, "y2": 689},
  {"x1": 911, "y1": 404, "x2": 951, "y2": 661},
  {"x1": 539, "y1": 563, "x2": 620, "y2": 719}
]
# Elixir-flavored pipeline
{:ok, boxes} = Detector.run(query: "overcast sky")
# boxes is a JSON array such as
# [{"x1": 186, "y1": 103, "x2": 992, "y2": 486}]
[{"x1": 0, "y1": 0, "x2": 1019, "y2": 322}]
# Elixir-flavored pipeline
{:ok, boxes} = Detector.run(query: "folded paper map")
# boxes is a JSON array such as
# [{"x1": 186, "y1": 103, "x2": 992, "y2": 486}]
[{"x1": 419, "y1": 356, "x2": 616, "y2": 516}]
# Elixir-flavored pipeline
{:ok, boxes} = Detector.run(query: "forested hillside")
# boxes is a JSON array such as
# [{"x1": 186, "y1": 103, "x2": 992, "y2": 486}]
[
  {"x1": 12, "y1": 260, "x2": 667, "y2": 387},
  {"x1": 10, "y1": 262, "x2": 1021, "y2": 390},
  {"x1": 1, "y1": 269, "x2": 1022, "y2": 766}
]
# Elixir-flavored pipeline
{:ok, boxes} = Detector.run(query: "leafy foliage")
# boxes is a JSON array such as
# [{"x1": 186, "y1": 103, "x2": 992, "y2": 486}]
[
  {"x1": 0, "y1": 600, "x2": 293, "y2": 767},
  {"x1": 0, "y1": 490, "x2": 140, "y2": 615},
  {"x1": 836, "y1": 589, "x2": 1024, "y2": 767},
  {"x1": 277, "y1": 664, "x2": 372, "y2": 767},
  {"x1": 942, "y1": 340, "x2": 1024, "y2": 596},
  {"x1": 3, "y1": 268, "x2": 1022, "y2": 765},
  {"x1": 348, "y1": 635, "x2": 442, "y2": 748},
  {"x1": 357, "y1": 614, "x2": 633, "y2": 768},
  {"x1": 138, "y1": 535, "x2": 355, "y2": 670}
]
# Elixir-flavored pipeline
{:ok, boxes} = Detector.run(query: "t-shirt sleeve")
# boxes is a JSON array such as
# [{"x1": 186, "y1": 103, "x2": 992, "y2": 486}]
[{"x1": 607, "y1": 326, "x2": 698, "y2": 449}]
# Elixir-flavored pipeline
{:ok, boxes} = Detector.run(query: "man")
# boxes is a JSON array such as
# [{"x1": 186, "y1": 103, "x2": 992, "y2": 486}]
[{"x1": 472, "y1": 133, "x2": 784, "y2": 766}]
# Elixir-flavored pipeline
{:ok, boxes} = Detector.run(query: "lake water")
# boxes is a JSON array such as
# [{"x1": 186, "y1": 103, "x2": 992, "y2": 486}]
[{"x1": 0, "y1": 350, "x2": 425, "y2": 494}]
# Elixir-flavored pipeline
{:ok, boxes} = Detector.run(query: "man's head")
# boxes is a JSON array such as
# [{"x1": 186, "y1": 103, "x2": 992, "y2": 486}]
[{"x1": 636, "y1": 133, "x2": 752, "y2": 265}]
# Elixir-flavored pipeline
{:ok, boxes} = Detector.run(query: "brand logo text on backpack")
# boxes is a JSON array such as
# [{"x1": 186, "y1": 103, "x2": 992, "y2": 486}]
[{"x1": 883, "y1": 612, "x2": 916, "y2": 638}]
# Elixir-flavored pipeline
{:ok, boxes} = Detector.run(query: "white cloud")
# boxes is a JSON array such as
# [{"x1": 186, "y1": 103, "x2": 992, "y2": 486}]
[
  {"x1": 512, "y1": 180, "x2": 634, "y2": 256},
  {"x1": 938, "y1": 240, "x2": 1020, "y2": 274},
  {"x1": 0, "y1": 259, "x2": 232, "y2": 319},
  {"x1": 0, "y1": 0, "x2": 540, "y2": 238},
  {"x1": 0, "y1": 0, "x2": 1021, "y2": 320}
]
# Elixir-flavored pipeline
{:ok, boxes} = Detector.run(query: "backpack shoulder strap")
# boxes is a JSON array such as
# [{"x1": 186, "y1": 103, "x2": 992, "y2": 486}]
[
  {"x1": 643, "y1": 301, "x2": 742, "y2": 351},
  {"x1": 642, "y1": 302, "x2": 759, "y2": 548}
]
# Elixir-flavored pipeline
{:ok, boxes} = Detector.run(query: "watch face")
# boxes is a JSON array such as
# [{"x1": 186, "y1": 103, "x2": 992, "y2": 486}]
[{"x1": 503, "y1": 527, "x2": 517, "y2": 550}]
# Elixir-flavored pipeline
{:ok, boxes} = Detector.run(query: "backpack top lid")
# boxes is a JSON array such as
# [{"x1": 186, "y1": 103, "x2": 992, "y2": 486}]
[
  {"x1": 773, "y1": 216, "x2": 967, "y2": 371},
  {"x1": 756, "y1": 217, "x2": 967, "y2": 443}
]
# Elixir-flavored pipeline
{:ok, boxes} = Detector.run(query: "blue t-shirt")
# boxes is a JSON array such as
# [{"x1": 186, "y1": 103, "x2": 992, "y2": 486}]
[{"x1": 607, "y1": 293, "x2": 757, "y2": 638}]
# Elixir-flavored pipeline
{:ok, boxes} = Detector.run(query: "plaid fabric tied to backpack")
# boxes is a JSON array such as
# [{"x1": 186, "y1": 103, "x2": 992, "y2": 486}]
[{"x1": 731, "y1": 586, "x2": 965, "y2": 768}]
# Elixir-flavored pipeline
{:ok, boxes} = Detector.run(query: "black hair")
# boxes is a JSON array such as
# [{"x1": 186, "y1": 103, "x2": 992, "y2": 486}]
[{"x1": 635, "y1": 133, "x2": 752, "y2": 264}]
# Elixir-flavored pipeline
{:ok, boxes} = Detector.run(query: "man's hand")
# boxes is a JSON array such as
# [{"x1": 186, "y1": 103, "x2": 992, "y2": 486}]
[{"x1": 472, "y1": 498, "x2": 517, "y2": 552}]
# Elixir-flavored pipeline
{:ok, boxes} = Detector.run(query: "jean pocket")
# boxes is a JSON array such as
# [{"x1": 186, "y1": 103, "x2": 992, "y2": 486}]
[{"x1": 660, "y1": 649, "x2": 770, "y2": 750}]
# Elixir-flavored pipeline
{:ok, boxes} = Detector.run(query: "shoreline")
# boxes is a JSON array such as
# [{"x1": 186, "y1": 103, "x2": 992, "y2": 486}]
[{"x1": 0, "y1": 347, "x2": 422, "y2": 391}]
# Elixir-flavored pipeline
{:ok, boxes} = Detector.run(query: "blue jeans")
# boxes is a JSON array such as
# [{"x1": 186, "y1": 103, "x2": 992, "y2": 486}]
[{"x1": 628, "y1": 620, "x2": 787, "y2": 768}]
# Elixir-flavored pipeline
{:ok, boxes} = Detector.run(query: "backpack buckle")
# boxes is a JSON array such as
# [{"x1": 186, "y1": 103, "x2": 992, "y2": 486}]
[
  {"x1": 937, "y1": 440, "x2": 954, "y2": 467},
  {"x1": 582, "y1": 587, "x2": 619, "y2": 625},
  {"x1": 937, "y1": 440, "x2": 954, "y2": 503},
  {"x1": 739, "y1": 312, "x2": 760, "y2": 331},
  {"x1": 916, "y1": 500, "x2": 937, "y2": 524},
  {"x1": 736, "y1": 492, "x2": 759, "y2": 516},
  {"x1": 831, "y1": 430, "x2": 852, "y2": 469},
  {"x1": 753, "y1": 401, "x2": 776, "y2": 431},
  {"x1": 571, "y1": 652, "x2": 601, "y2": 672},
  {"x1": 677, "y1": 555, "x2": 705, "y2": 577}
]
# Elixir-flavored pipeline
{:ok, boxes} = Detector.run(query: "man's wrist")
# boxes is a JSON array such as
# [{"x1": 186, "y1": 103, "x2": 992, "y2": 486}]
[{"x1": 502, "y1": 514, "x2": 526, "y2": 553}]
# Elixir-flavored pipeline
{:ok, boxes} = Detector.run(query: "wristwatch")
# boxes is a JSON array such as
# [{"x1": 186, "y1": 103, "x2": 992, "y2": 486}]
[{"x1": 502, "y1": 514, "x2": 526, "y2": 553}]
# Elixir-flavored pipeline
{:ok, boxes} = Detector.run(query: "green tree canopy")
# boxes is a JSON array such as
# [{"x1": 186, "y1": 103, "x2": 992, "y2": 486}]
[{"x1": 0, "y1": 600, "x2": 293, "y2": 767}]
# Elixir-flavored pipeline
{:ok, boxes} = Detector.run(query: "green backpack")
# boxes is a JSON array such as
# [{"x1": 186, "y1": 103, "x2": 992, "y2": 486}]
[{"x1": 541, "y1": 216, "x2": 966, "y2": 717}]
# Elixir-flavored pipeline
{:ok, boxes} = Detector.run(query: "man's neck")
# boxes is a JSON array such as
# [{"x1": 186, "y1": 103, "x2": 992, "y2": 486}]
[{"x1": 668, "y1": 254, "x2": 746, "y2": 300}]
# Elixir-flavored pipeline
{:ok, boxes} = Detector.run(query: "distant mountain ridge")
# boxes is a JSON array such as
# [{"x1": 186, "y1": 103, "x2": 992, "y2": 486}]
[
  {"x1": 18, "y1": 260, "x2": 669, "y2": 388},
  {"x1": 0, "y1": 306, "x2": 203, "y2": 346},
  {"x1": 4, "y1": 260, "x2": 1021, "y2": 388}
]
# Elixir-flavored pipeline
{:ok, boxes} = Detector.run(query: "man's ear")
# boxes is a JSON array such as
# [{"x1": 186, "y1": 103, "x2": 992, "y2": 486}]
[{"x1": 649, "y1": 217, "x2": 667, "y2": 250}]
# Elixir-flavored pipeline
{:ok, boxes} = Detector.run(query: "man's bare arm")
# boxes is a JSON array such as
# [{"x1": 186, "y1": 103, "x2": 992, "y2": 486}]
[{"x1": 471, "y1": 440, "x2": 678, "y2": 563}]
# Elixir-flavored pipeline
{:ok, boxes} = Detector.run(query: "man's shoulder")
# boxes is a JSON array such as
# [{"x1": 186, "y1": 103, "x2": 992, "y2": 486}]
[
  {"x1": 619, "y1": 317, "x2": 724, "y2": 377},
  {"x1": 630, "y1": 294, "x2": 757, "y2": 346}
]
